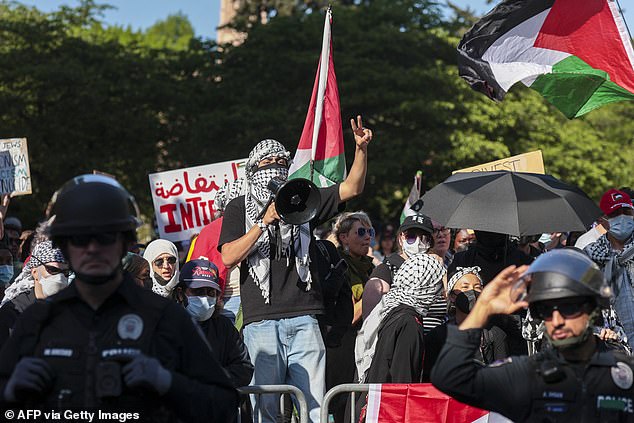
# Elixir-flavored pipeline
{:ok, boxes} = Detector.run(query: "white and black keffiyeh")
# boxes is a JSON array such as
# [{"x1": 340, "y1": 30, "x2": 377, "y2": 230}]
[
  {"x1": 380, "y1": 253, "x2": 446, "y2": 319},
  {"x1": 1, "y1": 240, "x2": 67, "y2": 305},
  {"x1": 448, "y1": 266, "x2": 482, "y2": 293},
  {"x1": 244, "y1": 139, "x2": 311, "y2": 304},
  {"x1": 143, "y1": 239, "x2": 180, "y2": 297},
  {"x1": 215, "y1": 178, "x2": 246, "y2": 216}
]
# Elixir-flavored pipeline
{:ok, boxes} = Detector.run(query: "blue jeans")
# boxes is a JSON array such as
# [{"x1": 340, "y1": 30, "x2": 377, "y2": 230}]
[
  {"x1": 243, "y1": 315, "x2": 326, "y2": 423},
  {"x1": 221, "y1": 295, "x2": 241, "y2": 325}
]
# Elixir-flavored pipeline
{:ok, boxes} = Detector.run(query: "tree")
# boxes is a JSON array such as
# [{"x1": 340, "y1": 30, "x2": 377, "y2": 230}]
[{"x1": 0, "y1": 1, "x2": 218, "y2": 225}]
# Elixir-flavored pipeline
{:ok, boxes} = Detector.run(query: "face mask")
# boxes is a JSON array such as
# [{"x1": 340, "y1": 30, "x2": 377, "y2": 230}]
[
  {"x1": 402, "y1": 237, "x2": 430, "y2": 258},
  {"x1": 186, "y1": 295, "x2": 216, "y2": 321},
  {"x1": 608, "y1": 215, "x2": 634, "y2": 241},
  {"x1": 476, "y1": 231, "x2": 506, "y2": 248},
  {"x1": 39, "y1": 272, "x2": 69, "y2": 297},
  {"x1": 252, "y1": 164, "x2": 289, "y2": 193},
  {"x1": 455, "y1": 290, "x2": 480, "y2": 314},
  {"x1": 0, "y1": 265, "x2": 13, "y2": 284},
  {"x1": 154, "y1": 272, "x2": 168, "y2": 286}
]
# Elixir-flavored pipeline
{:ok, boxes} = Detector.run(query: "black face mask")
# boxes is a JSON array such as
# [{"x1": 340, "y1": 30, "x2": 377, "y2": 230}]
[
  {"x1": 153, "y1": 272, "x2": 169, "y2": 286},
  {"x1": 455, "y1": 290, "x2": 480, "y2": 314},
  {"x1": 476, "y1": 231, "x2": 506, "y2": 248}
]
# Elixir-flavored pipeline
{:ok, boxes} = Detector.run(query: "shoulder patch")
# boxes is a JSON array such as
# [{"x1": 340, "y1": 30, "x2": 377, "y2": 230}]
[
  {"x1": 611, "y1": 362, "x2": 634, "y2": 390},
  {"x1": 488, "y1": 357, "x2": 513, "y2": 368}
]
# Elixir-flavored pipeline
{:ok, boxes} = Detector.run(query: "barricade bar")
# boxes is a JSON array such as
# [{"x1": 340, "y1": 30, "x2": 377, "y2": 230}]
[
  {"x1": 238, "y1": 384, "x2": 309, "y2": 423},
  {"x1": 321, "y1": 384, "x2": 370, "y2": 423}
]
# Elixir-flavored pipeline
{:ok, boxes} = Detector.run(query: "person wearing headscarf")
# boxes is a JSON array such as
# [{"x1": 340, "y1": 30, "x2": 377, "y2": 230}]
[
  {"x1": 355, "y1": 253, "x2": 445, "y2": 386},
  {"x1": 219, "y1": 116, "x2": 372, "y2": 423},
  {"x1": 423, "y1": 267, "x2": 509, "y2": 381},
  {"x1": 0, "y1": 240, "x2": 69, "y2": 348},
  {"x1": 143, "y1": 239, "x2": 180, "y2": 297}
]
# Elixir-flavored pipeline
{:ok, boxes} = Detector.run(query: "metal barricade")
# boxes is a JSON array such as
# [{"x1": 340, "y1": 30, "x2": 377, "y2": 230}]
[
  {"x1": 238, "y1": 384, "x2": 309, "y2": 423},
  {"x1": 320, "y1": 384, "x2": 369, "y2": 423}
]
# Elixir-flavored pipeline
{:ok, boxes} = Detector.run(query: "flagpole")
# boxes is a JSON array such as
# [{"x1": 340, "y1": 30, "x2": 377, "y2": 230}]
[
  {"x1": 615, "y1": 0, "x2": 633, "y2": 41},
  {"x1": 310, "y1": 6, "x2": 332, "y2": 182}
]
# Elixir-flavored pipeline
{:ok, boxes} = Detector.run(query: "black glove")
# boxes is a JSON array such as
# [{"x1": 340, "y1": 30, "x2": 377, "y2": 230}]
[
  {"x1": 4, "y1": 357, "x2": 54, "y2": 402},
  {"x1": 122, "y1": 354, "x2": 172, "y2": 396}
]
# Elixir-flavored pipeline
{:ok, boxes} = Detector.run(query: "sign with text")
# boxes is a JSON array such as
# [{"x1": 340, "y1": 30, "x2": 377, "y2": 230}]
[
  {"x1": 149, "y1": 158, "x2": 246, "y2": 242},
  {"x1": 0, "y1": 138, "x2": 32, "y2": 196},
  {"x1": 453, "y1": 150, "x2": 545, "y2": 174}
]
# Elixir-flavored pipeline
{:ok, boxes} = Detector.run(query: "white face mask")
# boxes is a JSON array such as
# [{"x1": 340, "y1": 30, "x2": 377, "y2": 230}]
[
  {"x1": 39, "y1": 272, "x2": 70, "y2": 297},
  {"x1": 186, "y1": 296, "x2": 216, "y2": 321},
  {"x1": 402, "y1": 237, "x2": 430, "y2": 258}
]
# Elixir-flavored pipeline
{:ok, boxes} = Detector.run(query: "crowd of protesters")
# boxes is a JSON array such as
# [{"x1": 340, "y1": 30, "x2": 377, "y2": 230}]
[{"x1": 0, "y1": 115, "x2": 633, "y2": 422}]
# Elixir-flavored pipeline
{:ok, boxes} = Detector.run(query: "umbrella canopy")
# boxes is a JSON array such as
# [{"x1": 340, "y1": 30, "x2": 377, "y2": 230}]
[{"x1": 420, "y1": 171, "x2": 602, "y2": 236}]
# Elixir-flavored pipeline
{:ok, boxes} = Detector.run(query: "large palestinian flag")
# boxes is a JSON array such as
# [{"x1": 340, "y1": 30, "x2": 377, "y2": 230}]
[
  {"x1": 289, "y1": 8, "x2": 346, "y2": 187},
  {"x1": 458, "y1": 0, "x2": 634, "y2": 118}
]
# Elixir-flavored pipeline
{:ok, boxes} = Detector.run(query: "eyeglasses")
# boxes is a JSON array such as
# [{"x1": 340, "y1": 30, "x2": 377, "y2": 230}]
[
  {"x1": 154, "y1": 256, "x2": 177, "y2": 267},
  {"x1": 259, "y1": 157, "x2": 289, "y2": 168},
  {"x1": 30, "y1": 255, "x2": 72, "y2": 277},
  {"x1": 433, "y1": 226, "x2": 450, "y2": 235},
  {"x1": 531, "y1": 301, "x2": 592, "y2": 321},
  {"x1": 68, "y1": 232, "x2": 119, "y2": 247},
  {"x1": 356, "y1": 227, "x2": 375, "y2": 238}
]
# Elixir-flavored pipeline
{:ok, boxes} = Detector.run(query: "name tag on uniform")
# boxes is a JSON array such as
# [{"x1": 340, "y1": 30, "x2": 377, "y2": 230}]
[
  {"x1": 101, "y1": 347, "x2": 141, "y2": 359},
  {"x1": 43, "y1": 348, "x2": 74, "y2": 358},
  {"x1": 597, "y1": 395, "x2": 634, "y2": 413}
]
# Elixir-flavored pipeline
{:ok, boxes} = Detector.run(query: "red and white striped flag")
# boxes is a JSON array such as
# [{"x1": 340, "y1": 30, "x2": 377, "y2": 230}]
[{"x1": 364, "y1": 384, "x2": 512, "y2": 423}]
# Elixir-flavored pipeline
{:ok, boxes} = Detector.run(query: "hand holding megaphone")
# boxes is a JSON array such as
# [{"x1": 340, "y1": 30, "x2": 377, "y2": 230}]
[
  {"x1": 256, "y1": 176, "x2": 321, "y2": 225},
  {"x1": 262, "y1": 201, "x2": 280, "y2": 226}
]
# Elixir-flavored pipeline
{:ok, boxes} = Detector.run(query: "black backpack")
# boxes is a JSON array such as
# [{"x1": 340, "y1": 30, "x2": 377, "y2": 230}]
[{"x1": 315, "y1": 240, "x2": 352, "y2": 348}]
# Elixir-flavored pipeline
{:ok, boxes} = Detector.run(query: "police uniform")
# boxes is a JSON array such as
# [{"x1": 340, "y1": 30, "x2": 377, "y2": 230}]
[
  {"x1": 431, "y1": 325, "x2": 634, "y2": 422},
  {"x1": 0, "y1": 274, "x2": 237, "y2": 422}
]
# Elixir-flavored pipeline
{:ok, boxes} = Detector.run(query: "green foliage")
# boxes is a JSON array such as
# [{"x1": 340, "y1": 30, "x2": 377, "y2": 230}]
[{"x1": 0, "y1": 0, "x2": 632, "y2": 230}]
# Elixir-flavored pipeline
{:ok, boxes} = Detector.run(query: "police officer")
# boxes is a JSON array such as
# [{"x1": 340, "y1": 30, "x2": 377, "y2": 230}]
[
  {"x1": 432, "y1": 248, "x2": 634, "y2": 422},
  {"x1": 0, "y1": 175, "x2": 238, "y2": 422}
]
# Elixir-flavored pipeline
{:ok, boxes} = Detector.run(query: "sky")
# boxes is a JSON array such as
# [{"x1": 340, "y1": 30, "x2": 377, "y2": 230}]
[{"x1": 14, "y1": 0, "x2": 634, "y2": 41}]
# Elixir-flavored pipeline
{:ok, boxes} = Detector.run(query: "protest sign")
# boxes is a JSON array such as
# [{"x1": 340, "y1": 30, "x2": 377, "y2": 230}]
[
  {"x1": 0, "y1": 138, "x2": 31, "y2": 196},
  {"x1": 149, "y1": 158, "x2": 246, "y2": 243},
  {"x1": 453, "y1": 150, "x2": 545, "y2": 174}
]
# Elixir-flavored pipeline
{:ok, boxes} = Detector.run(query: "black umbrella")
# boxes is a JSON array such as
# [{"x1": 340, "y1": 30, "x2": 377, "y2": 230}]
[{"x1": 419, "y1": 171, "x2": 602, "y2": 236}]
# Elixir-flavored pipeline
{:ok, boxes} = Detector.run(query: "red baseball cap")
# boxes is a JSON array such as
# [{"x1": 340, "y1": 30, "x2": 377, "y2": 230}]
[{"x1": 599, "y1": 189, "x2": 633, "y2": 215}]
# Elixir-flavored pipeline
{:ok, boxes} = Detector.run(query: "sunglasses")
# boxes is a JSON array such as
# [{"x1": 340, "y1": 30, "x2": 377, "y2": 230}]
[
  {"x1": 356, "y1": 227, "x2": 375, "y2": 238},
  {"x1": 68, "y1": 232, "x2": 119, "y2": 247},
  {"x1": 405, "y1": 232, "x2": 429, "y2": 245},
  {"x1": 531, "y1": 301, "x2": 592, "y2": 321},
  {"x1": 154, "y1": 256, "x2": 177, "y2": 267},
  {"x1": 31, "y1": 255, "x2": 72, "y2": 278}
]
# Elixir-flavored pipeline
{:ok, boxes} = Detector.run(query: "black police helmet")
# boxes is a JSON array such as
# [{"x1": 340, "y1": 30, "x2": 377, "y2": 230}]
[
  {"x1": 47, "y1": 174, "x2": 141, "y2": 237},
  {"x1": 524, "y1": 248, "x2": 609, "y2": 307}
]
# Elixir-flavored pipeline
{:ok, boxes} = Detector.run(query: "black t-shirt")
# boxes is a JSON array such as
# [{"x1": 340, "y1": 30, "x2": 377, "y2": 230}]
[
  {"x1": 218, "y1": 184, "x2": 342, "y2": 325},
  {"x1": 369, "y1": 253, "x2": 405, "y2": 286}
]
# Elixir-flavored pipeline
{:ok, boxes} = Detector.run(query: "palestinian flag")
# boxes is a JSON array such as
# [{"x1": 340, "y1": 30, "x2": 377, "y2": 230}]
[
  {"x1": 458, "y1": 0, "x2": 634, "y2": 118},
  {"x1": 364, "y1": 384, "x2": 512, "y2": 423},
  {"x1": 400, "y1": 171, "x2": 423, "y2": 224},
  {"x1": 289, "y1": 8, "x2": 346, "y2": 187}
]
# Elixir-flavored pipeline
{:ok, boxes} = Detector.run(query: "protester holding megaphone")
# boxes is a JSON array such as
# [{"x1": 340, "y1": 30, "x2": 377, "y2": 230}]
[{"x1": 219, "y1": 116, "x2": 372, "y2": 422}]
